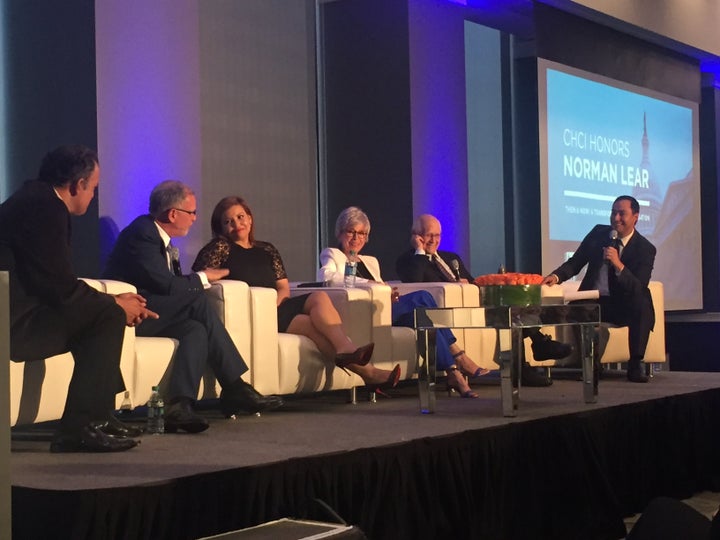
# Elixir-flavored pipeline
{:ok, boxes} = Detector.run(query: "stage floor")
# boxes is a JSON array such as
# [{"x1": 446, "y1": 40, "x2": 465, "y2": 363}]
[{"x1": 11, "y1": 370, "x2": 720, "y2": 492}]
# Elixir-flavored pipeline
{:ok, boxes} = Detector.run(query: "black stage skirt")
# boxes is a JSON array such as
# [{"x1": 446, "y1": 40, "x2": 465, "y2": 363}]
[{"x1": 278, "y1": 293, "x2": 310, "y2": 332}]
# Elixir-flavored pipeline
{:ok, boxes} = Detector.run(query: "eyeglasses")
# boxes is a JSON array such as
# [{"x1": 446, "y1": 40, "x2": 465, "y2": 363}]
[
  {"x1": 345, "y1": 230, "x2": 368, "y2": 239},
  {"x1": 173, "y1": 208, "x2": 197, "y2": 216},
  {"x1": 422, "y1": 233, "x2": 441, "y2": 240}
]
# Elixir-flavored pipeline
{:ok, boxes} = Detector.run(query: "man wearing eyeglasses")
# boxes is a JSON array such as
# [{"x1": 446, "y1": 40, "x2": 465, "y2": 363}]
[
  {"x1": 396, "y1": 214, "x2": 571, "y2": 386},
  {"x1": 103, "y1": 180, "x2": 283, "y2": 433},
  {"x1": 396, "y1": 214, "x2": 474, "y2": 283}
]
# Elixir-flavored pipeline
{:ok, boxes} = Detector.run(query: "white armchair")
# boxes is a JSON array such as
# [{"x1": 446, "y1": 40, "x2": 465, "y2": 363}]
[
  {"x1": 10, "y1": 279, "x2": 141, "y2": 426},
  {"x1": 389, "y1": 283, "x2": 567, "y2": 371},
  {"x1": 344, "y1": 282, "x2": 417, "y2": 378},
  {"x1": 558, "y1": 280, "x2": 666, "y2": 368},
  {"x1": 284, "y1": 286, "x2": 365, "y2": 394},
  {"x1": 209, "y1": 280, "x2": 382, "y2": 397},
  {"x1": 390, "y1": 282, "x2": 501, "y2": 371}
]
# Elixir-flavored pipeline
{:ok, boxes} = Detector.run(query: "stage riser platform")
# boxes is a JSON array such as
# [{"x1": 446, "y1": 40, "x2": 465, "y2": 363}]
[{"x1": 11, "y1": 374, "x2": 720, "y2": 540}]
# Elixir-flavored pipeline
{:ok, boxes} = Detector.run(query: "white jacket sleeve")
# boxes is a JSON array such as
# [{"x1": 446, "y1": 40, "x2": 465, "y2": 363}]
[
  {"x1": 318, "y1": 247, "x2": 347, "y2": 286},
  {"x1": 318, "y1": 247, "x2": 375, "y2": 286}
]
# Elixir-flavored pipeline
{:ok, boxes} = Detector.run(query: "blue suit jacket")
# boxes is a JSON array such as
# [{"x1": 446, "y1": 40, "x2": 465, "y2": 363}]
[
  {"x1": 102, "y1": 214, "x2": 204, "y2": 299},
  {"x1": 103, "y1": 214, "x2": 249, "y2": 392}
]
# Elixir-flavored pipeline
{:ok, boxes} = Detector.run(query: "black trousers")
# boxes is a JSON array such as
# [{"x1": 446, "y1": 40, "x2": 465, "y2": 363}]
[
  {"x1": 565, "y1": 294, "x2": 653, "y2": 365},
  {"x1": 136, "y1": 291, "x2": 247, "y2": 401},
  {"x1": 11, "y1": 299, "x2": 126, "y2": 434},
  {"x1": 596, "y1": 295, "x2": 653, "y2": 360}
]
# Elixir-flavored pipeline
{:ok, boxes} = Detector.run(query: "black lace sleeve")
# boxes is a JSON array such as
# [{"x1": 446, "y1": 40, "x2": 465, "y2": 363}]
[
  {"x1": 192, "y1": 237, "x2": 231, "y2": 272},
  {"x1": 256, "y1": 241, "x2": 288, "y2": 281}
]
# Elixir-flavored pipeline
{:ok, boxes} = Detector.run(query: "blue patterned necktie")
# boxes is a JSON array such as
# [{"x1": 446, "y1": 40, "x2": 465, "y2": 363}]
[{"x1": 167, "y1": 244, "x2": 181, "y2": 276}]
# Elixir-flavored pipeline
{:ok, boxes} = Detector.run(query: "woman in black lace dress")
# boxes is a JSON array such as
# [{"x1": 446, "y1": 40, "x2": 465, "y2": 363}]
[{"x1": 193, "y1": 196, "x2": 400, "y2": 389}]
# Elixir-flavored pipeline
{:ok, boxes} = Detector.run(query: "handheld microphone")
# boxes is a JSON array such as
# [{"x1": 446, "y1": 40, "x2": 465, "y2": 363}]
[
  {"x1": 606, "y1": 229, "x2": 618, "y2": 266},
  {"x1": 450, "y1": 259, "x2": 461, "y2": 281},
  {"x1": 609, "y1": 229, "x2": 619, "y2": 246}
]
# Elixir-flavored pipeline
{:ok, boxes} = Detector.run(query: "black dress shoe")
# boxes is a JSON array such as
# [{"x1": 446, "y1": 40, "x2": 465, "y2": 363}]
[
  {"x1": 521, "y1": 364, "x2": 553, "y2": 387},
  {"x1": 627, "y1": 367, "x2": 649, "y2": 383},
  {"x1": 164, "y1": 400, "x2": 210, "y2": 433},
  {"x1": 220, "y1": 380, "x2": 284, "y2": 417},
  {"x1": 50, "y1": 424, "x2": 139, "y2": 453},
  {"x1": 531, "y1": 333, "x2": 572, "y2": 361},
  {"x1": 98, "y1": 416, "x2": 144, "y2": 438}
]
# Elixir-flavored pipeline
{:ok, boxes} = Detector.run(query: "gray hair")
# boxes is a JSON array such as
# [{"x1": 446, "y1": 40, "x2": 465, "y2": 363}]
[
  {"x1": 149, "y1": 180, "x2": 194, "y2": 217},
  {"x1": 335, "y1": 206, "x2": 371, "y2": 240},
  {"x1": 411, "y1": 214, "x2": 439, "y2": 236}
]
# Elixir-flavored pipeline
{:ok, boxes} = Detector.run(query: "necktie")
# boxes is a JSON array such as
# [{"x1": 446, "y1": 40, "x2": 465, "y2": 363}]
[
  {"x1": 432, "y1": 253, "x2": 457, "y2": 282},
  {"x1": 167, "y1": 244, "x2": 182, "y2": 276},
  {"x1": 597, "y1": 239, "x2": 623, "y2": 295}
]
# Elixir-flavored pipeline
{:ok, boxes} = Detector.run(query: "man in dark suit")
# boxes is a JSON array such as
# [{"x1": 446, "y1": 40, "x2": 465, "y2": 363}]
[
  {"x1": 103, "y1": 180, "x2": 283, "y2": 433},
  {"x1": 396, "y1": 214, "x2": 570, "y2": 386},
  {"x1": 0, "y1": 145, "x2": 158, "y2": 452},
  {"x1": 542, "y1": 195, "x2": 656, "y2": 383},
  {"x1": 395, "y1": 214, "x2": 474, "y2": 283}
]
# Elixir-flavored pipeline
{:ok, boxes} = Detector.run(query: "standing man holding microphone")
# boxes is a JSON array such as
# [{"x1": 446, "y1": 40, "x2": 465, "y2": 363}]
[{"x1": 542, "y1": 195, "x2": 657, "y2": 383}]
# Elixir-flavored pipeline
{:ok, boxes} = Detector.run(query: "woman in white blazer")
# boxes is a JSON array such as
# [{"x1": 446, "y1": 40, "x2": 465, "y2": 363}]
[{"x1": 319, "y1": 207, "x2": 489, "y2": 398}]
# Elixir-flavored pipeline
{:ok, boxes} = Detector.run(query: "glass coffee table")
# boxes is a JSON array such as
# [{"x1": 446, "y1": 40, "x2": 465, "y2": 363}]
[{"x1": 414, "y1": 303, "x2": 600, "y2": 417}]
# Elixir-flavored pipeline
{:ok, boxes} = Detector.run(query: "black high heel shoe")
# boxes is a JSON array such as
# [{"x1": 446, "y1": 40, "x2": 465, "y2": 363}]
[
  {"x1": 446, "y1": 366, "x2": 479, "y2": 398},
  {"x1": 335, "y1": 343, "x2": 375, "y2": 374},
  {"x1": 365, "y1": 364, "x2": 401, "y2": 397}
]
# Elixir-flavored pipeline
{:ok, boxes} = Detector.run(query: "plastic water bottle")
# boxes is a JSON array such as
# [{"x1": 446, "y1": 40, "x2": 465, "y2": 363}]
[
  {"x1": 147, "y1": 386, "x2": 164, "y2": 434},
  {"x1": 344, "y1": 250, "x2": 357, "y2": 288},
  {"x1": 119, "y1": 390, "x2": 132, "y2": 417}
]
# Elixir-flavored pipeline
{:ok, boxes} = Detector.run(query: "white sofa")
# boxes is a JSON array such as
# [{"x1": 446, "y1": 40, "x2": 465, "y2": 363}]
[
  {"x1": 390, "y1": 282, "x2": 568, "y2": 370},
  {"x1": 208, "y1": 280, "x2": 372, "y2": 394},
  {"x1": 14, "y1": 275, "x2": 572, "y2": 425},
  {"x1": 8, "y1": 276, "x2": 412, "y2": 426},
  {"x1": 551, "y1": 280, "x2": 666, "y2": 369},
  {"x1": 370, "y1": 280, "x2": 665, "y2": 374},
  {"x1": 344, "y1": 282, "x2": 418, "y2": 381},
  {"x1": 209, "y1": 280, "x2": 417, "y2": 397},
  {"x1": 390, "y1": 282, "x2": 513, "y2": 371},
  {"x1": 8, "y1": 279, "x2": 179, "y2": 427}
]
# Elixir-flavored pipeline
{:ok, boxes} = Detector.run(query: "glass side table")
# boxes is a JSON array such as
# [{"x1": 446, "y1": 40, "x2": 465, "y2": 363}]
[{"x1": 414, "y1": 303, "x2": 600, "y2": 417}]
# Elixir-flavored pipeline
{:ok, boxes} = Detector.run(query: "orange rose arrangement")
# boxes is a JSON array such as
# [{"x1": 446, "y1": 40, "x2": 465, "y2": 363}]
[
  {"x1": 474, "y1": 272, "x2": 544, "y2": 286},
  {"x1": 475, "y1": 272, "x2": 543, "y2": 307}
]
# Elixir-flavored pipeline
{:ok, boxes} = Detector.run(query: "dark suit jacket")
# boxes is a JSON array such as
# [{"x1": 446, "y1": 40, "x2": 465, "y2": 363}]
[
  {"x1": 551, "y1": 224, "x2": 656, "y2": 329},
  {"x1": 103, "y1": 214, "x2": 248, "y2": 394},
  {"x1": 102, "y1": 214, "x2": 205, "y2": 299},
  {"x1": 396, "y1": 248, "x2": 473, "y2": 283},
  {"x1": 0, "y1": 180, "x2": 114, "y2": 329}
]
